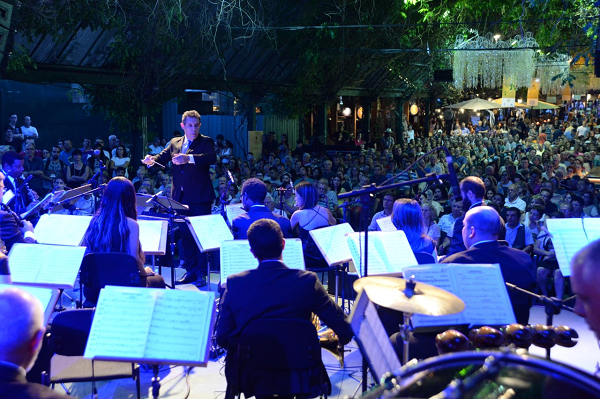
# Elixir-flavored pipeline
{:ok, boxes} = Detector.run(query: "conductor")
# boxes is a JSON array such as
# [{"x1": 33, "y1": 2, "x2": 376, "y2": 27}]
[{"x1": 142, "y1": 110, "x2": 216, "y2": 287}]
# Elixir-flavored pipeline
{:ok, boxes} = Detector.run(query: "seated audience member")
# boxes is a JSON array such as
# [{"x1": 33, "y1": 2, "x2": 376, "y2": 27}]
[
  {"x1": 216, "y1": 219, "x2": 353, "y2": 399},
  {"x1": 231, "y1": 178, "x2": 293, "y2": 239},
  {"x1": 504, "y1": 207, "x2": 534, "y2": 253},
  {"x1": 443, "y1": 206, "x2": 536, "y2": 324},
  {"x1": 421, "y1": 203, "x2": 441, "y2": 247},
  {"x1": 368, "y1": 191, "x2": 395, "y2": 231},
  {"x1": 446, "y1": 176, "x2": 486, "y2": 256},
  {"x1": 0, "y1": 287, "x2": 68, "y2": 398}
]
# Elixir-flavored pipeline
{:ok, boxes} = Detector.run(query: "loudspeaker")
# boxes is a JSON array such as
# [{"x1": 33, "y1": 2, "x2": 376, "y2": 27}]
[
  {"x1": 434, "y1": 69, "x2": 453, "y2": 82},
  {"x1": 177, "y1": 92, "x2": 213, "y2": 115}
]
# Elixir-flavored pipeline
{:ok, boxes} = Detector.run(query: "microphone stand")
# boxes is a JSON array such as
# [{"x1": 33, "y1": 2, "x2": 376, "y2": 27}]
[
  {"x1": 338, "y1": 146, "x2": 460, "y2": 393},
  {"x1": 505, "y1": 282, "x2": 574, "y2": 359}
]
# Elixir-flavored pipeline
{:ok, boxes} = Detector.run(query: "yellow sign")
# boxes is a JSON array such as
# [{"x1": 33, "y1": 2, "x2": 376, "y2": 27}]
[
  {"x1": 527, "y1": 78, "x2": 540, "y2": 106},
  {"x1": 501, "y1": 76, "x2": 516, "y2": 107},
  {"x1": 248, "y1": 131, "x2": 263, "y2": 158}
]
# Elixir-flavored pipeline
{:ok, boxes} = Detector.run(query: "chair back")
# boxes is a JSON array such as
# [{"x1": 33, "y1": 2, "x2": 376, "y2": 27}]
[
  {"x1": 50, "y1": 309, "x2": 94, "y2": 356},
  {"x1": 414, "y1": 251, "x2": 436, "y2": 265},
  {"x1": 237, "y1": 318, "x2": 320, "y2": 370},
  {"x1": 80, "y1": 252, "x2": 140, "y2": 304}
]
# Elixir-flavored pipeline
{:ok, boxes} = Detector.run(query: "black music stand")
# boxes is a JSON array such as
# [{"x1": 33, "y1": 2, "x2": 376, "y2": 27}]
[{"x1": 140, "y1": 194, "x2": 189, "y2": 289}]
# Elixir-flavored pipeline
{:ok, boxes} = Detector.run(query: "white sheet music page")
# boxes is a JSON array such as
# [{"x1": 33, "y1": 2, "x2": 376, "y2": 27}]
[
  {"x1": 34, "y1": 214, "x2": 92, "y2": 246},
  {"x1": 137, "y1": 220, "x2": 166, "y2": 253},
  {"x1": 34, "y1": 245, "x2": 86, "y2": 288},
  {"x1": 225, "y1": 204, "x2": 246, "y2": 226},
  {"x1": 144, "y1": 290, "x2": 215, "y2": 364},
  {"x1": 376, "y1": 216, "x2": 397, "y2": 232},
  {"x1": 188, "y1": 214, "x2": 233, "y2": 251},
  {"x1": 309, "y1": 223, "x2": 354, "y2": 266},
  {"x1": 221, "y1": 239, "x2": 305, "y2": 283},
  {"x1": 220, "y1": 240, "x2": 258, "y2": 283},
  {"x1": 84, "y1": 287, "x2": 155, "y2": 359},
  {"x1": 547, "y1": 218, "x2": 600, "y2": 277},
  {"x1": 8, "y1": 243, "x2": 46, "y2": 284},
  {"x1": 347, "y1": 231, "x2": 417, "y2": 277}
]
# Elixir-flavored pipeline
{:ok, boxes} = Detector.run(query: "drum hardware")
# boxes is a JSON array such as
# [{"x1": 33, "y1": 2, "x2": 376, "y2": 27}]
[
  {"x1": 354, "y1": 275, "x2": 465, "y2": 365},
  {"x1": 505, "y1": 282, "x2": 575, "y2": 359},
  {"x1": 502, "y1": 323, "x2": 533, "y2": 349},
  {"x1": 469, "y1": 326, "x2": 505, "y2": 349},
  {"x1": 435, "y1": 330, "x2": 470, "y2": 355}
]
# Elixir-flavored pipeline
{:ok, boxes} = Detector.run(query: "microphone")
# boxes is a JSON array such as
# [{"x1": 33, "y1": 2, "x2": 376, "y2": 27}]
[
  {"x1": 145, "y1": 191, "x2": 163, "y2": 204},
  {"x1": 227, "y1": 170, "x2": 235, "y2": 184},
  {"x1": 444, "y1": 148, "x2": 462, "y2": 202}
]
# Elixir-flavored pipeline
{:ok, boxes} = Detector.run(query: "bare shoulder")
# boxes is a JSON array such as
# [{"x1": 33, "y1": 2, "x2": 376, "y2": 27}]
[{"x1": 126, "y1": 217, "x2": 139, "y2": 232}]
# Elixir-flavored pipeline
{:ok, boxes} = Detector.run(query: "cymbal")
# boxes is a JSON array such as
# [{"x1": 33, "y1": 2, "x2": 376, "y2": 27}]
[{"x1": 353, "y1": 276, "x2": 465, "y2": 316}]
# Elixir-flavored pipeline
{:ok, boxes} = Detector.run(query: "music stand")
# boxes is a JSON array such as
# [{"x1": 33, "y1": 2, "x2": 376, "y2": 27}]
[
  {"x1": 143, "y1": 194, "x2": 189, "y2": 288},
  {"x1": 49, "y1": 184, "x2": 93, "y2": 214}
]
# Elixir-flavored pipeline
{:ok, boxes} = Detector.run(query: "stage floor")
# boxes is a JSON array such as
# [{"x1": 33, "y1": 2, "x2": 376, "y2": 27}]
[{"x1": 55, "y1": 271, "x2": 600, "y2": 398}]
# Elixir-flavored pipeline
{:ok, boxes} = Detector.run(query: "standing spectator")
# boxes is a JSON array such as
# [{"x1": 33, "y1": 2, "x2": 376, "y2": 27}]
[
  {"x1": 66, "y1": 150, "x2": 90, "y2": 189},
  {"x1": 4, "y1": 113, "x2": 23, "y2": 152},
  {"x1": 42, "y1": 146, "x2": 65, "y2": 194},
  {"x1": 20, "y1": 116, "x2": 38, "y2": 140},
  {"x1": 22, "y1": 142, "x2": 45, "y2": 197},
  {"x1": 58, "y1": 139, "x2": 73, "y2": 166},
  {"x1": 80, "y1": 137, "x2": 93, "y2": 161},
  {"x1": 380, "y1": 128, "x2": 395, "y2": 151}
]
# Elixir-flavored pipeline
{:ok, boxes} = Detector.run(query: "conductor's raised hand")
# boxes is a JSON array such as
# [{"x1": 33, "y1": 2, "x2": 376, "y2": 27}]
[
  {"x1": 172, "y1": 153, "x2": 190, "y2": 165},
  {"x1": 142, "y1": 154, "x2": 155, "y2": 166}
]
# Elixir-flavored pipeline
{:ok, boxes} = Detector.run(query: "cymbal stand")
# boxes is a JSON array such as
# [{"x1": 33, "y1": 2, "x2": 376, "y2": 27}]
[{"x1": 399, "y1": 313, "x2": 414, "y2": 366}]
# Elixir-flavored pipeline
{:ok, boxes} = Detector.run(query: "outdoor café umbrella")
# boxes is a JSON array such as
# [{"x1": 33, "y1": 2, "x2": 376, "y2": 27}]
[{"x1": 444, "y1": 98, "x2": 506, "y2": 110}]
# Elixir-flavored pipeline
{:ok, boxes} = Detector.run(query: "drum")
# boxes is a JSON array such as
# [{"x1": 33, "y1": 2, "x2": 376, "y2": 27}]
[{"x1": 388, "y1": 351, "x2": 600, "y2": 398}]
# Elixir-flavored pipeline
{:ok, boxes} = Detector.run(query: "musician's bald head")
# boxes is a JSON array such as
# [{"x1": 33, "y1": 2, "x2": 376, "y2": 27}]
[
  {"x1": 0, "y1": 288, "x2": 46, "y2": 370},
  {"x1": 462, "y1": 206, "x2": 502, "y2": 249},
  {"x1": 572, "y1": 239, "x2": 600, "y2": 339}
]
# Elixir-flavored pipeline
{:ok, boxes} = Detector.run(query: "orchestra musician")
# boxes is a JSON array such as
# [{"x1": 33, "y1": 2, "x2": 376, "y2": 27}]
[
  {"x1": 81, "y1": 177, "x2": 165, "y2": 303},
  {"x1": 142, "y1": 110, "x2": 216, "y2": 287},
  {"x1": 571, "y1": 239, "x2": 600, "y2": 339},
  {"x1": 1, "y1": 151, "x2": 39, "y2": 217},
  {"x1": 0, "y1": 171, "x2": 36, "y2": 253},
  {"x1": 216, "y1": 218, "x2": 353, "y2": 399}
]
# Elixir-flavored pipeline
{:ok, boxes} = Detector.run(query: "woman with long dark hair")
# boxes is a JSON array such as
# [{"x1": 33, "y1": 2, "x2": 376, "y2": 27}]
[
  {"x1": 81, "y1": 177, "x2": 165, "y2": 302},
  {"x1": 391, "y1": 198, "x2": 436, "y2": 255}
]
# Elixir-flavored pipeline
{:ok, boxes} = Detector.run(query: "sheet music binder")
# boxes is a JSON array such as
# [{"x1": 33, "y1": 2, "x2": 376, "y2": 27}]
[
  {"x1": 346, "y1": 231, "x2": 418, "y2": 277},
  {"x1": 309, "y1": 223, "x2": 354, "y2": 266},
  {"x1": 188, "y1": 214, "x2": 234, "y2": 252},
  {"x1": 84, "y1": 286, "x2": 216, "y2": 366},
  {"x1": 349, "y1": 289, "x2": 402, "y2": 381},
  {"x1": 220, "y1": 238, "x2": 305, "y2": 283},
  {"x1": 0, "y1": 283, "x2": 60, "y2": 324},
  {"x1": 8, "y1": 243, "x2": 86, "y2": 289},
  {"x1": 546, "y1": 218, "x2": 600, "y2": 277},
  {"x1": 403, "y1": 263, "x2": 516, "y2": 328}
]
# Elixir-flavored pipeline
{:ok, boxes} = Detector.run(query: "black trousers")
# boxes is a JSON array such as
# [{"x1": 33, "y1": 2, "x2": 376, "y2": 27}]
[{"x1": 178, "y1": 196, "x2": 212, "y2": 273}]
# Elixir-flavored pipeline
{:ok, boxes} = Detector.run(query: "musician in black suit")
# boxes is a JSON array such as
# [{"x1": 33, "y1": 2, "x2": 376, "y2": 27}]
[
  {"x1": 143, "y1": 110, "x2": 217, "y2": 287},
  {"x1": 1, "y1": 151, "x2": 38, "y2": 216},
  {"x1": 442, "y1": 206, "x2": 536, "y2": 325},
  {"x1": 0, "y1": 287, "x2": 68, "y2": 398},
  {"x1": 0, "y1": 171, "x2": 35, "y2": 253},
  {"x1": 446, "y1": 176, "x2": 485, "y2": 256},
  {"x1": 216, "y1": 219, "x2": 353, "y2": 398},
  {"x1": 231, "y1": 178, "x2": 294, "y2": 239}
]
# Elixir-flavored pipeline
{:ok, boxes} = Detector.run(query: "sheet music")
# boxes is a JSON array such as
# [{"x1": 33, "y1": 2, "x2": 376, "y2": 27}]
[
  {"x1": 138, "y1": 220, "x2": 167, "y2": 254},
  {"x1": 376, "y1": 216, "x2": 397, "y2": 232},
  {"x1": 309, "y1": 223, "x2": 354, "y2": 266},
  {"x1": 220, "y1": 239, "x2": 305, "y2": 283},
  {"x1": 34, "y1": 214, "x2": 92, "y2": 246},
  {"x1": 225, "y1": 204, "x2": 246, "y2": 226},
  {"x1": 405, "y1": 264, "x2": 515, "y2": 328},
  {"x1": 9, "y1": 244, "x2": 86, "y2": 288},
  {"x1": 349, "y1": 290, "x2": 402, "y2": 380},
  {"x1": 347, "y1": 231, "x2": 418, "y2": 277},
  {"x1": 547, "y1": 218, "x2": 600, "y2": 277},
  {"x1": 85, "y1": 286, "x2": 215, "y2": 365},
  {"x1": 145, "y1": 290, "x2": 214, "y2": 363},
  {"x1": 85, "y1": 287, "x2": 156, "y2": 359},
  {"x1": 188, "y1": 214, "x2": 233, "y2": 251},
  {"x1": 1, "y1": 283, "x2": 59, "y2": 325}
]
